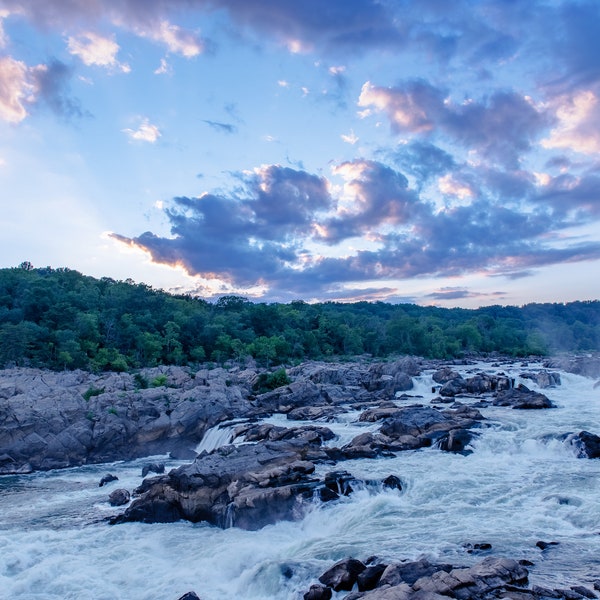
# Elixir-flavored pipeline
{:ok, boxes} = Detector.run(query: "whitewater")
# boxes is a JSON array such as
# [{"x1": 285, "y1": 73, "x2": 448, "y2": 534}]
[{"x1": 1, "y1": 361, "x2": 599, "y2": 599}]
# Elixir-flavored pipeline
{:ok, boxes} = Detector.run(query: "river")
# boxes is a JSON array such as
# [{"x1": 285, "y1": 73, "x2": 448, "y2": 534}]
[{"x1": 1, "y1": 360, "x2": 599, "y2": 599}]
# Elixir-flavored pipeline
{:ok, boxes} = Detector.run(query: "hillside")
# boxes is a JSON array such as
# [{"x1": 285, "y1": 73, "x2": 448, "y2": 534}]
[{"x1": 0, "y1": 264, "x2": 598, "y2": 371}]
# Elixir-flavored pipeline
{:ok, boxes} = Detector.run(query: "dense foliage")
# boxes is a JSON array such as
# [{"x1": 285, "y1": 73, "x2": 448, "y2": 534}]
[{"x1": 0, "y1": 264, "x2": 598, "y2": 371}]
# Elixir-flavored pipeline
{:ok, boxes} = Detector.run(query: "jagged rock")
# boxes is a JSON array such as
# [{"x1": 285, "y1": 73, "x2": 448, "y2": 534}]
[
  {"x1": 493, "y1": 385, "x2": 554, "y2": 409},
  {"x1": 287, "y1": 405, "x2": 342, "y2": 421},
  {"x1": 0, "y1": 366, "x2": 254, "y2": 473},
  {"x1": 177, "y1": 593, "x2": 201, "y2": 600},
  {"x1": 318, "y1": 558, "x2": 367, "y2": 592},
  {"x1": 142, "y1": 462, "x2": 165, "y2": 477},
  {"x1": 433, "y1": 367, "x2": 461, "y2": 384},
  {"x1": 111, "y1": 439, "x2": 339, "y2": 529},
  {"x1": 99, "y1": 473, "x2": 118, "y2": 487},
  {"x1": 108, "y1": 488, "x2": 131, "y2": 506}
]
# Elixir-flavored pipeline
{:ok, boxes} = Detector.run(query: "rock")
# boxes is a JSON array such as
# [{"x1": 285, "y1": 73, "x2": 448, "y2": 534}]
[
  {"x1": 0, "y1": 366, "x2": 254, "y2": 473},
  {"x1": 177, "y1": 593, "x2": 201, "y2": 600},
  {"x1": 287, "y1": 406, "x2": 342, "y2": 421},
  {"x1": 520, "y1": 371, "x2": 561, "y2": 388},
  {"x1": 111, "y1": 438, "x2": 343, "y2": 529},
  {"x1": 379, "y1": 558, "x2": 452, "y2": 587},
  {"x1": 108, "y1": 488, "x2": 131, "y2": 506},
  {"x1": 357, "y1": 564, "x2": 387, "y2": 591},
  {"x1": 381, "y1": 475, "x2": 402, "y2": 491},
  {"x1": 571, "y1": 586, "x2": 597, "y2": 599},
  {"x1": 318, "y1": 558, "x2": 367, "y2": 592},
  {"x1": 303, "y1": 584, "x2": 332, "y2": 600},
  {"x1": 99, "y1": 473, "x2": 118, "y2": 487},
  {"x1": 493, "y1": 385, "x2": 554, "y2": 409},
  {"x1": 438, "y1": 428, "x2": 476, "y2": 453},
  {"x1": 569, "y1": 431, "x2": 600, "y2": 458},
  {"x1": 142, "y1": 462, "x2": 165, "y2": 477},
  {"x1": 433, "y1": 367, "x2": 461, "y2": 384},
  {"x1": 536, "y1": 540, "x2": 559, "y2": 550}
]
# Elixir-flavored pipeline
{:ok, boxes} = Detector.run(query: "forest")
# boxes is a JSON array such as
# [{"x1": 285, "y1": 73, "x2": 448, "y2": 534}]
[{"x1": 0, "y1": 263, "x2": 598, "y2": 372}]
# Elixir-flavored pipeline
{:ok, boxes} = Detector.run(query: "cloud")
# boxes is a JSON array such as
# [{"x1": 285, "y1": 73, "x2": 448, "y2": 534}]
[
  {"x1": 360, "y1": 81, "x2": 551, "y2": 168},
  {"x1": 111, "y1": 158, "x2": 600, "y2": 298},
  {"x1": 542, "y1": 89, "x2": 600, "y2": 155},
  {"x1": 202, "y1": 119, "x2": 238, "y2": 134},
  {"x1": 133, "y1": 20, "x2": 204, "y2": 57},
  {"x1": 154, "y1": 58, "x2": 171, "y2": 75},
  {"x1": 0, "y1": 55, "x2": 33, "y2": 122},
  {"x1": 341, "y1": 130, "x2": 358, "y2": 144},
  {"x1": 122, "y1": 118, "x2": 161, "y2": 142},
  {"x1": 30, "y1": 59, "x2": 86, "y2": 120},
  {"x1": 67, "y1": 32, "x2": 130, "y2": 72},
  {"x1": 425, "y1": 288, "x2": 506, "y2": 301}
]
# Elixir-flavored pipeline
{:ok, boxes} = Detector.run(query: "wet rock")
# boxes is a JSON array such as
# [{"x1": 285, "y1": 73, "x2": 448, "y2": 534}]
[
  {"x1": 438, "y1": 428, "x2": 476, "y2": 453},
  {"x1": 493, "y1": 385, "x2": 554, "y2": 409},
  {"x1": 569, "y1": 431, "x2": 600, "y2": 458},
  {"x1": 177, "y1": 593, "x2": 201, "y2": 600},
  {"x1": 571, "y1": 586, "x2": 597, "y2": 599},
  {"x1": 318, "y1": 558, "x2": 367, "y2": 592},
  {"x1": 536, "y1": 540, "x2": 559, "y2": 550},
  {"x1": 381, "y1": 475, "x2": 402, "y2": 491},
  {"x1": 520, "y1": 370, "x2": 561, "y2": 388},
  {"x1": 108, "y1": 488, "x2": 131, "y2": 506},
  {"x1": 303, "y1": 584, "x2": 332, "y2": 600},
  {"x1": 99, "y1": 473, "x2": 118, "y2": 487},
  {"x1": 357, "y1": 564, "x2": 387, "y2": 591},
  {"x1": 142, "y1": 462, "x2": 165, "y2": 477}
]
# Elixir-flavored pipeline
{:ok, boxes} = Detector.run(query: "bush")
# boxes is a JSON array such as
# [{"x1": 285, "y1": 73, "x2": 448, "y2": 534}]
[
  {"x1": 83, "y1": 386, "x2": 105, "y2": 401},
  {"x1": 151, "y1": 374, "x2": 168, "y2": 388},
  {"x1": 253, "y1": 368, "x2": 291, "y2": 394}
]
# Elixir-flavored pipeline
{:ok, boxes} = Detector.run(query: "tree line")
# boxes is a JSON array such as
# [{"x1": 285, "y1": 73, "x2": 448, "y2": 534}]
[{"x1": 0, "y1": 264, "x2": 598, "y2": 371}]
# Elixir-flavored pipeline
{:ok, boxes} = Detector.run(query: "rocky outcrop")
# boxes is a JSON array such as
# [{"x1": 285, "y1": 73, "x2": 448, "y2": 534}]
[
  {"x1": 337, "y1": 405, "x2": 483, "y2": 459},
  {"x1": 303, "y1": 556, "x2": 578, "y2": 600},
  {"x1": 0, "y1": 366, "x2": 254, "y2": 474},
  {"x1": 110, "y1": 432, "x2": 366, "y2": 530},
  {"x1": 543, "y1": 355, "x2": 600, "y2": 379}
]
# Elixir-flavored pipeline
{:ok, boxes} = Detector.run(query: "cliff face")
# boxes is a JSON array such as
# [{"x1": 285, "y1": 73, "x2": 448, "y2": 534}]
[{"x1": 0, "y1": 366, "x2": 254, "y2": 474}]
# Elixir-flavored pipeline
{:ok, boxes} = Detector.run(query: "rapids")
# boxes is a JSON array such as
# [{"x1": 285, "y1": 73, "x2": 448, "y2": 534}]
[{"x1": 1, "y1": 361, "x2": 599, "y2": 599}]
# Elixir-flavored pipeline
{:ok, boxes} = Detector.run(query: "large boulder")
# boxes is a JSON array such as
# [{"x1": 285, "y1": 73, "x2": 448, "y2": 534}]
[{"x1": 492, "y1": 385, "x2": 554, "y2": 409}]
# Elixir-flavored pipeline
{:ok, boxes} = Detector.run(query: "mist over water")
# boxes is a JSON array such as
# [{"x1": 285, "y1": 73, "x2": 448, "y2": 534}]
[{"x1": 1, "y1": 361, "x2": 599, "y2": 599}]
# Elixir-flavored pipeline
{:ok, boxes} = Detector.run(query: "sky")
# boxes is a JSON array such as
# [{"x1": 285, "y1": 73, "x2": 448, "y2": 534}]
[{"x1": 1, "y1": 0, "x2": 600, "y2": 308}]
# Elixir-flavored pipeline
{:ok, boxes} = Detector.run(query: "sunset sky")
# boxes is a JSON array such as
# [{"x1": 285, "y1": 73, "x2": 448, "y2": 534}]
[{"x1": 1, "y1": 0, "x2": 599, "y2": 307}]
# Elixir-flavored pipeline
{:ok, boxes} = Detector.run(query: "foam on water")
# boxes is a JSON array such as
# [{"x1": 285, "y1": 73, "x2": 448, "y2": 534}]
[{"x1": 1, "y1": 363, "x2": 600, "y2": 598}]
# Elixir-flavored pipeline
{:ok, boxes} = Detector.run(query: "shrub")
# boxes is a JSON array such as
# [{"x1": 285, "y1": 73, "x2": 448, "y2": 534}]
[
  {"x1": 253, "y1": 368, "x2": 291, "y2": 394},
  {"x1": 151, "y1": 374, "x2": 168, "y2": 388},
  {"x1": 83, "y1": 386, "x2": 105, "y2": 401}
]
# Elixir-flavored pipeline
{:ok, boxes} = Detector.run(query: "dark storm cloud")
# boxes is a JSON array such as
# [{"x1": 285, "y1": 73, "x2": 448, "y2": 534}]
[
  {"x1": 112, "y1": 165, "x2": 332, "y2": 286},
  {"x1": 202, "y1": 119, "x2": 237, "y2": 134},
  {"x1": 113, "y1": 159, "x2": 600, "y2": 297}
]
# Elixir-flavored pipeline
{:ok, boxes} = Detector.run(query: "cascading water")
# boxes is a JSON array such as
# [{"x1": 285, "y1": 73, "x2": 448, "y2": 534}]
[{"x1": 1, "y1": 361, "x2": 599, "y2": 599}]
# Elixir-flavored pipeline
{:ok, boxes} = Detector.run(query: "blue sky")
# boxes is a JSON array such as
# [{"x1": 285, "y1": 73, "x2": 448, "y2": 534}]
[{"x1": 1, "y1": 0, "x2": 599, "y2": 307}]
